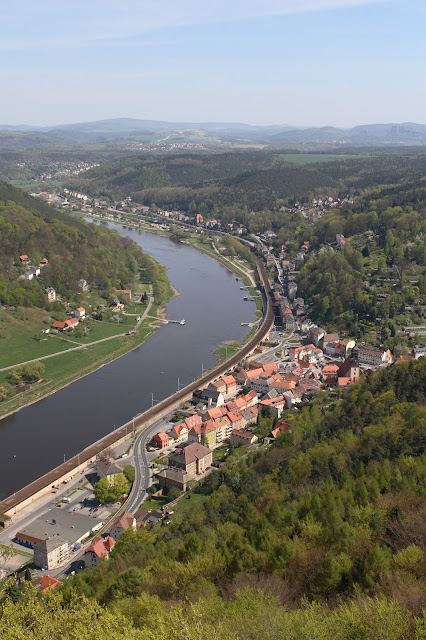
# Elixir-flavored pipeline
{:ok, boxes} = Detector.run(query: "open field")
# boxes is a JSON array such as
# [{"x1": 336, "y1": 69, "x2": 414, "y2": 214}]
[{"x1": 0, "y1": 313, "x2": 159, "y2": 419}]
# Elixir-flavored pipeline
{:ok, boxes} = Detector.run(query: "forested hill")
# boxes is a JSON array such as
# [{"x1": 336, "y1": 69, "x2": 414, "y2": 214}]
[
  {"x1": 1, "y1": 358, "x2": 425, "y2": 639},
  {"x1": 0, "y1": 181, "x2": 157, "y2": 308},
  {"x1": 65, "y1": 151, "x2": 426, "y2": 211}
]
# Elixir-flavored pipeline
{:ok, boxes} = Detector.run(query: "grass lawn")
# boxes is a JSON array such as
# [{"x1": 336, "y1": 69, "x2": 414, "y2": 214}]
[
  {"x1": 172, "y1": 492, "x2": 208, "y2": 517},
  {"x1": 0, "y1": 318, "x2": 158, "y2": 418},
  {"x1": 0, "y1": 307, "x2": 77, "y2": 368}
]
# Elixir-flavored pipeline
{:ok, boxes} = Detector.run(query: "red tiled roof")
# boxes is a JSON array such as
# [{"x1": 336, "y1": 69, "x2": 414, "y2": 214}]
[
  {"x1": 185, "y1": 414, "x2": 203, "y2": 429},
  {"x1": 52, "y1": 321, "x2": 66, "y2": 329},
  {"x1": 86, "y1": 536, "x2": 115, "y2": 558},
  {"x1": 112, "y1": 512, "x2": 134, "y2": 530},
  {"x1": 154, "y1": 432, "x2": 169, "y2": 442},
  {"x1": 39, "y1": 575, "x2": 62, "y2": 593},
  {"x1": 337, "y1": 377, "x2": 352, "y2": 387},
  {"x1": 76, "y1": 307, "x2": 85, "y2": 312},
  {"x1": 206, "y1": 407, "x2": 223, "y2": 420}
]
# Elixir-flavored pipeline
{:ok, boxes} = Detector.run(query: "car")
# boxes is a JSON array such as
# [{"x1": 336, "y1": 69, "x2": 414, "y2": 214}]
[
  {"x1": 51, "y1": 490, "x2": 57, "y2": 494},
  {"x1": 93, "y1": 508, "x2": 98, "y2": 513}
]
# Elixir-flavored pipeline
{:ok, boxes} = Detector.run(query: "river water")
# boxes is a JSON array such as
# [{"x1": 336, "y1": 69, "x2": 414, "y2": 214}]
[{"x1": 0, "y1": 223, "x2": 256, "y2": 499}]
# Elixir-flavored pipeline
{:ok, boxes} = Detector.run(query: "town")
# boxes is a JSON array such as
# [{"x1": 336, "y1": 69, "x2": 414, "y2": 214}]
[{"x1": 2, "y1": 206, "x2": 424, "y2": 594}]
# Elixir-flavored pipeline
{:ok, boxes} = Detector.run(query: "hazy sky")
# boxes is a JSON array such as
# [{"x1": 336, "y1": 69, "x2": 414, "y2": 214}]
[{"x1": 1, "y1": 0, "x2": 425, "y2": 127}]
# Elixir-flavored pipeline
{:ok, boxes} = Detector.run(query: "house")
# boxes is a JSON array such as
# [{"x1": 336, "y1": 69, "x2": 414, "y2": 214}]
[
  {"x1": 213, "y1": 414, "x2": 232, "y2": 439},
  {"x1": 204, "y1": 406, "x2": 225, "y2": 421},
  {"x1": 84, "y1": 536, "x2": 115, "y2": 568},
  {"x1": 74, "y1": 307, "x2": 85, "y2": 319},
  {"x1": 158, "y1": 467, "x2": 192, "y2": 493},
  {"x1": 322, "y1": 364, "x2": 339, "y2": 384},
  {"x1": 51, "y1": 318, "x2": 79, "y2": 332},
  {"x1": 45, "y1": 287, "x2": 56, "y2": 302},
  {"x1": 226, "y1": 411, "x2": 246, "y2": 432},
  {"x1": 413, "y1": 345, "x2": 426, "y2": 359},
  {"x1": 65, "y1": 317, "x2": 79, "y2": 330},
  {"x1": 169, "y1": 442, "x2": 212, "y2": 476},
  {"x1": 356, "y1": 347, "x2": 393, "y2": 367},
  {"x1": 210, "y1": 379, "x2": 227, "y2": 394},
  {"x1": 234, "y1": 367, "x2": 263, "y2": 384},
  {"x1": 264, "y1": 422, "x2": 289, "y2": 445},
  {"x1": 52, "y1": 321, "x2": 67, "y2": 331},
  {"x1": 115, "y1": 289, "x2": 132, "y2": 302},
  {"x1": 30, "y1": 266, "x2": 41, "y2": 277},
  {"x1": 152, "y1": 432, "x2": 169, "y2": 449},
  {"x1": 229, "y1": 430, "x2": 258, "y2": 446},
  {"x1": 239, "y1": 407, "x2": 257, "y2": 425},
  {"x1": 288, "y1": 283, "x2": 298, "y2": 301},
  {"x1": 200, "y1": 420, "x2": 217, "y2": 447},
  {"x1": 184, "y1": 414, "x2": 203, "y2": 430},
  {"x1": 19, "y1": 255, "x2": 30, "y2": 263},
  {"x1": 192, "y1": 388, "x2": 224, "y2": 408},
  {"x1": 96, "y1": 456, "x2": 123, "y2": 480},
  {"x1": 33, "y1": 536, "x2": 69, "y2": 570},
  {"x1": 167, "y1": 423, "x2": 189, "y2": 445},
  {"x1": 249, "y1": 361, "x2": 278, "y2": 376},
  {"x1": 259, "y1": 396, "x2": 286, "y2": 418},
  {"x1": 244, "y1": 390, "x2": 259, "y2": 406},
  {"x1": 195, "y1": 213, "x2": 203, "y2": 224},
  {"x1": 40, "y1": 257, "x2": 48, "y2": 265},
  {"x1": 38, "y1": 575, "x2": 62, "y2": 593},
  {"x1": 109, "y1": 511, "x2": 136, "y2": 541},
  {"x1": 188, "y1": 424, "x2": 202, "y2": 444},
  {"x1": 336, "y1": 234, "x2": 346, "y2": 248},
  {"x1": 247, "y1": 374, "x2": 276, "y2": 395},
  {"x1": 321, "y1": 333, "x2": 340, "y2": 351},
  {"x1": 23, "y1": 271, "x2": 34, "y2": 281},
  {"x1": 310, "y1": 326, "x2": 326, "y2": 347}
]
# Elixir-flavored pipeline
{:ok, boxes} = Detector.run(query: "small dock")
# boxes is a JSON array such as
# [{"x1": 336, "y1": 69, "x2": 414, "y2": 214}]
[{"x1": 168, "y1": 319, "x2": 186, "y2": 325}]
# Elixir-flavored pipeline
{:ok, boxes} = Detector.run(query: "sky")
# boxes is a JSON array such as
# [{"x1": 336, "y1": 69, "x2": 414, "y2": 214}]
[{"x1": 1, "y1": 0, "x2": 425, "y2": 127}]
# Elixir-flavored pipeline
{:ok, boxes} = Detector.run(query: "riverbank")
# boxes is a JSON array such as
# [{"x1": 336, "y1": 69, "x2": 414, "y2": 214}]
[
  {"x1": 77, "y1": 211, "x2": 264, "y2": 369},
  {"x1": 0, "y1": 275, "x2": 175, "y2": 420},
  {"x1": 0, "y1": 213, "x2": 258, "y2": 420}
]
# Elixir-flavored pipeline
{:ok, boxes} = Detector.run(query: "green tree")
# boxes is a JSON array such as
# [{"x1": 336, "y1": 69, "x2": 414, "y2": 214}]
[{"x1": 94, "y1": 473, "x2": 129, "y2": 504}]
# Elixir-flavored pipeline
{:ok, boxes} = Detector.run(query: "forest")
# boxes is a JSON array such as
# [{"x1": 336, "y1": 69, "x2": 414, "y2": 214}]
[
  {"x1": 0, "y1": 181, "x2": 169, "y2": 309},
  {"x1": 1, "y1": 358, "x2": 425, "y2": 639},
  {"x1": 64, "y1": 151, "x2": 426, "y2": 212},
  {"x1": 296, "y1": 181, "x2": 426, "y2": 341}
]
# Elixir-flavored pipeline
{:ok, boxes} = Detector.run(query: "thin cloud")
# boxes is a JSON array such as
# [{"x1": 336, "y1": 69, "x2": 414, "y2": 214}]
[{"x1": 1, "y1": 0, "x2": 389, "y2": 51}]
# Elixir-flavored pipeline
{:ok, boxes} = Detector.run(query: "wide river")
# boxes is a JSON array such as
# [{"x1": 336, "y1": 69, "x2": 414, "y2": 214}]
[{"x1": 0, "y1": 223, "x2": 256, "y2": 499}]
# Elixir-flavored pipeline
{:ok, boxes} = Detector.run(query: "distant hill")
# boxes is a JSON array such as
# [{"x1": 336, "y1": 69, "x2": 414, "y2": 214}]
[{"x1": 2, "y1": 119, "x2": 426, "y2": 149}]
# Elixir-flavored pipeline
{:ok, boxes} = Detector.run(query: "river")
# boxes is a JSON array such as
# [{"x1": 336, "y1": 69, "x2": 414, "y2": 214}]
[{"x1": 0, "y1": 224, "x2": 256, "y2": 499}]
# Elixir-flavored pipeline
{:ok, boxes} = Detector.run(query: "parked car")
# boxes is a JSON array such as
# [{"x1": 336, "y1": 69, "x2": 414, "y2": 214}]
[{"x1": 51, "y1": 490, "x2": 57, "y2": 494}]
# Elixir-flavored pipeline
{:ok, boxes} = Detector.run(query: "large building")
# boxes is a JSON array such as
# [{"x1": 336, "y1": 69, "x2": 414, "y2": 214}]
[
  {"x1": 15, "y1": 508, "x2": 101, "y2": 550},
  {"x1": 157, "y1": 467, "x2": 192, "y2": 493},
  {"x1": 33, "y1": 535, "x2": 69, "y2": 570},
  {"x1": 96, "y1": 456, "x2": 123, "y2": 480},
  {"x1": 168, "y1": 443, "x2": 212, "y2": 476}
]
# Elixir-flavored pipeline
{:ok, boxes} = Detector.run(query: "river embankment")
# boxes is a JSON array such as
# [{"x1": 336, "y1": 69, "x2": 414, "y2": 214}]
[{"x1": 0, "y1": 227, "x2": 257, "y2": 499}]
